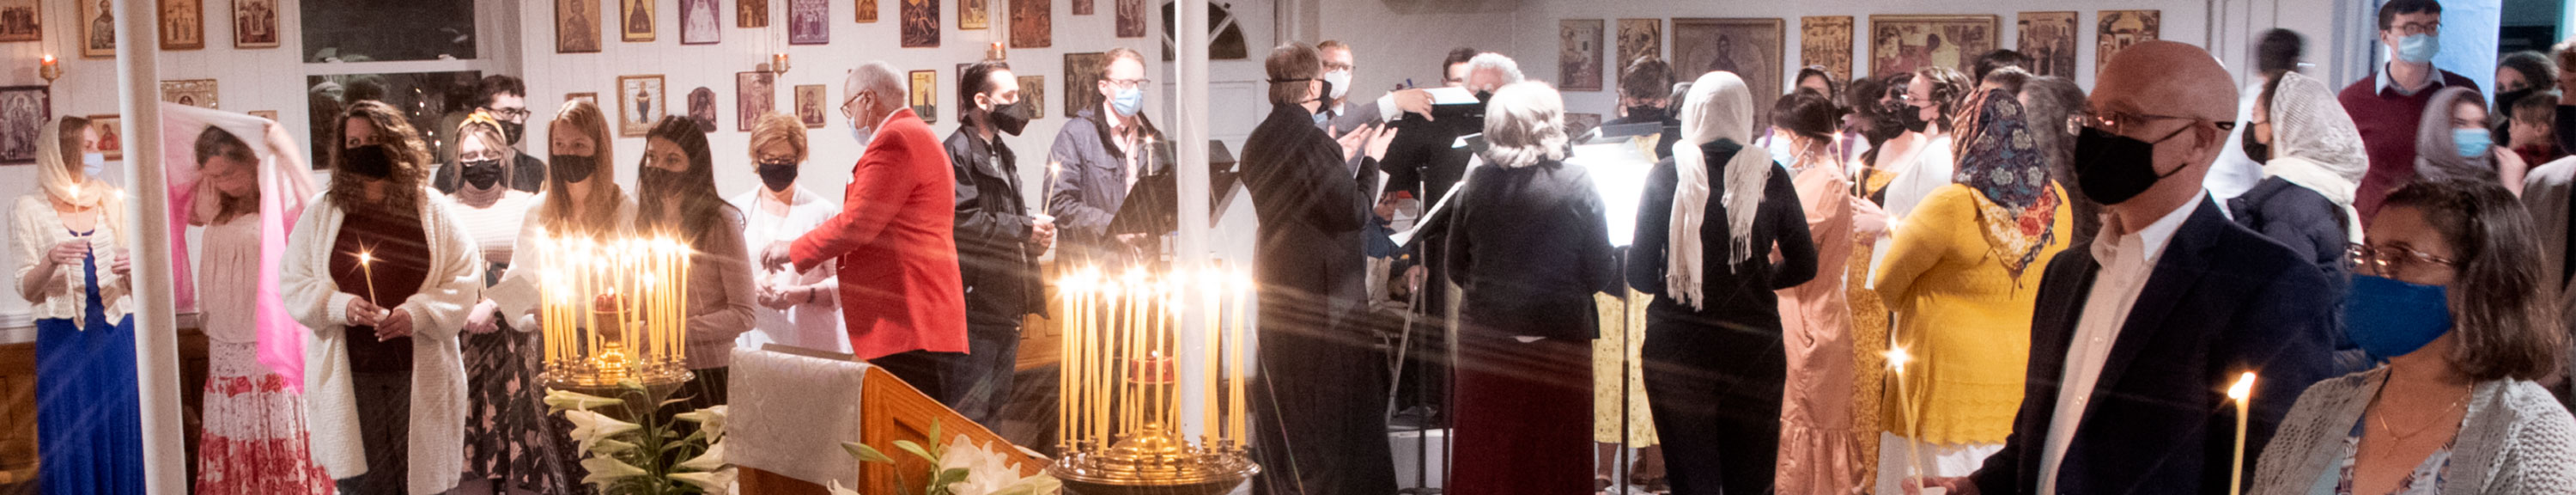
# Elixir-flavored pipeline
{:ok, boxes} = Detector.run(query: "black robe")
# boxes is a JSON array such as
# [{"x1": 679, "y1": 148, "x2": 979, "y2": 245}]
[{"x1": 1240, "y1": 103, "x2": 1396, "y2": 495}]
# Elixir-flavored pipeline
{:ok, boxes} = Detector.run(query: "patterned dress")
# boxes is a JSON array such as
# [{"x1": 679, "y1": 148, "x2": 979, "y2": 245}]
[
  {"x1": 1594, "y1": 289, "x2": 1656, "y2": 445},
  {"x1": 462, "y1": 262, "x2": 574, "y2": 493},
  {"x1": 1846, "y1": 168, "x2": 1900, "y2": 488},
  {"x1": 194, "y1": 214, "x2": 334, "y2": 494}
]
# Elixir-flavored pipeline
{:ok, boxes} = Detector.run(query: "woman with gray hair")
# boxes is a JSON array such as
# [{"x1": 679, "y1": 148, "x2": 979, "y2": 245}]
[
  {"x1": 2417, "y1": 87, "x2": 2529, "y2": 194},
  {"x1": 1443, "y1": 81, "x2": 1618, "y2": 495},
  {"x1": 1627, "y1": 70, "x2": 1817, "y2": 495}
]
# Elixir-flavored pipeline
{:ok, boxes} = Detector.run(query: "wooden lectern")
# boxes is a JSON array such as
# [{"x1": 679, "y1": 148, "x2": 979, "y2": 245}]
[{"x1": 737, "y1": 347, "x2": 1044, "y2": 494}]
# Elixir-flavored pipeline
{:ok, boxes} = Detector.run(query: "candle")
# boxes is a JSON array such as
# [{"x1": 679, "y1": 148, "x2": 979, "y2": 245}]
[
  {"x1": 356, "y1": 251, "x2": 381, "y2": 315},
  {"x1": 1229, "y1": 271, "x2": 1249, "y2": 443},
  {"x1": 2227, "y1": 372, "x2": 2257, "y2": 495},
  {"x1": 1889, "y1": 346, "x2": 1923, "y2": 494},
  {"x1": 1044, "y1": 162, "x2": 1062, "y2": 217},
  {"x1": 1202, "y1": 269, "x2": 1221, "y2": 443}
]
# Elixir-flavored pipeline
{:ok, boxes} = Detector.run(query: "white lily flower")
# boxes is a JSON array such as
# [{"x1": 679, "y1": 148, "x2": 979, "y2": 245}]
[
  {"x1": 675, "y1": 440, "x2": 727, "y2": 472},
  {"x1": 544, "y1": 388, "x2": 623, "y2": 412},
  {"x1": 674, "y1": 405, "x2": 730, "y2": 442},
  {"x1": 939, "y1": 435, "x2": 1022, "y2": 495},
  {"x1": 828, "y1": 480, "x2": 865, "y2": 495},
  {"x1": 563, "y1": 409, "x2": 641, "y2": 454},
  {"x1": 580, "y1": 455, "x2": 648, "y2": 486},
  {"x1": 668, "y1": 468, "x2": 738, "y2": 492}
]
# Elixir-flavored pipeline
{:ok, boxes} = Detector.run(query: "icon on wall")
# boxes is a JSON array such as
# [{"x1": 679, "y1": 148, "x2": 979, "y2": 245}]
[
  {"x1": 901, "y1": 0, "x2": 937, "y2": 47},
  {"x1": 790, "y1": 0, "x2": 829, "y2": 44},
  {"x1": 1801, "y1": 15, "x2": 1854, "y2": 82},
  {"x1": 82, "y1": 0, "x2": 114, "y2": 58},
  {"x1": 681, "y1": 0, "x2": 721, "y2": 45},
  {"x1": 161, "y1": 79, "x2": 219, "y2": 109},
  {"x1": 622, "y1": 0, "x2": 656, "y2": 42},
  {"x1": 559, "y1": 0, "x2": 604, "y2": 52},
  {"x1": 160, "y1": 0, "x2": 204, "y2": 50},
  {"x1": 794, "y1": 85, "x2": 827, "y2": 128},
  {"x1": 909, "y1": 70, "x2": 939, "y2": 124},
  {"x1": 0, "y1": 0, "x2": 39, "y2": 43},
  {"x1": 618, "y1": 76, "x2": 665, "y2": 137},
  {"x1": 234, "y1": 0, "x2": 280, "y2": 48},
  {"x1": 738, "y1": 71, "x2": 775, "y2": 131},
  {"x1": 0, "y1": 86, "x2": 50, "y2": 164}
]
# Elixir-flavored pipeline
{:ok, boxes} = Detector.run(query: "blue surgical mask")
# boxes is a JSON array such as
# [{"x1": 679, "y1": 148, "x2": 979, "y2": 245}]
[
  {"x1": 2453, "y1": 128, "x2": 2491, "y2": 159},
  {"x1": 2343, "y1": 274, "x2": 2455, "y2": 361},
  {"x1": 1312, "y1": 112, "x2": 1330, "y2": 125},
  {"x1": 849, "y1": 115, "x2": 874, "y2": 148},
  {"x1": 1112, "y1": 87, "x2": 1145, "y2": 117},
  {"x1": 81, "y1": 152, "x2": 106, "y2": 178},
  {"x1": 2397, "y1": 34, "x2": 2440, "y2": 64}
]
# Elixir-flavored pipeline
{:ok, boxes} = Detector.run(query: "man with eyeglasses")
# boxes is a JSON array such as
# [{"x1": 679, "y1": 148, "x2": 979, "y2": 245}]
[
  {"x1": 1908, "y1": 41, "x2": 2337, "y2": 495},
  {"x1": 1048, "y1": 47, "x2": 1168, "y2": 270},
  {"x1": 434, "y1": 75, "x2": 545, "y2": 193},
  {"x1": 2340, "y1": 0, "x2": 2477, "y2": 224}
]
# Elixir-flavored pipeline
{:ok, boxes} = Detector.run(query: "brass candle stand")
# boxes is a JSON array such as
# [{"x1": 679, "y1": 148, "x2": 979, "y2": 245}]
[
  {"x1": 1048, "y1": 267, "x2": 1261, "y2": 495},
  {"x1": 536, "y1": 235, "x2": 697, "y2": 417}
]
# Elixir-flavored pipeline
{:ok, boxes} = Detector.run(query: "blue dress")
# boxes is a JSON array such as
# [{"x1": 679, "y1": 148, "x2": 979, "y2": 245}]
[{"x1": 34, "y1": 229, "x2": 143, "y2": 494}]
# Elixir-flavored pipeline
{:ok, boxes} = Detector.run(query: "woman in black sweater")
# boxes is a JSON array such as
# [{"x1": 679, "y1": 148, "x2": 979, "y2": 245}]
[{"x1": 1627, "y1": 71, "x2": 1818, "y2": 495}]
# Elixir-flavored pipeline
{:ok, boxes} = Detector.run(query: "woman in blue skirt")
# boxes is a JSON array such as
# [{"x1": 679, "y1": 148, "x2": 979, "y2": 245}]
[{"x1": 10, "y1": 115, "x2": 142, "y2": 494}]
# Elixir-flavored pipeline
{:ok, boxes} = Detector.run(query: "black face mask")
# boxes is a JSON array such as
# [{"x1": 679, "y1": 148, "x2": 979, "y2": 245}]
[
  {"x1": 340, "y1": 144, "x2": 397, "y2": 180},
  {"x1": 757, "y1": 159, "x2": 799, "y2": 192},
  {"x1": 2239, "y1": 122, "x2": 2271, "y2": 164},
  {"x1": 2074, "y1": 125, "x2": 2190, "y2": 205},
  {"x1": 550, "y1": 154, "x2": 598, "y2": 184},
  {"x1": 460, "y1": 159, "x2": 506, "y2": 190},
  {"x1": 638, "y1": 166, "x2": 684, "y2": 199},
  {"x1": 500, "y1": 121, "x2": 526, "y2": 146},
  {"x1": 1317, "y1": 80, "x2": 1338, "y2": 107},
  {"x1": 1896, "y1": 104, "x2": 1932, "y2": 133},
  {"x1": 2496, "y1": 88, "x2": 2537, "y2": 114},
  {"x1": 987, "y1": 98, "x2": 1033, "y2": 136},
  {"x1": 1474, "y1": 89, "x2": 1495, "y2": 103},
  {"x1": 1625, "y1": 105, "x2": 1666, "y2": 121}
]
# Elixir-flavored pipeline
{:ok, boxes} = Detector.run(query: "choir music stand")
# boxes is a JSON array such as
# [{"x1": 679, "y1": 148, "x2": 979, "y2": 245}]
[{"x1": 1108, "y1": 139, "x2": 1241, "y2": 238}]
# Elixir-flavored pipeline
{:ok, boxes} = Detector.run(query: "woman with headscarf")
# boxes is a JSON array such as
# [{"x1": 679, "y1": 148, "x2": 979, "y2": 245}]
[
  {"x1": 1768, "y1": 90, "x2": 1864, "y2": 495},
  {"x1": 283, "y1": 100, "x2": 483, "y2": 495},
  {"x1": 1627, "y1": 71, "x2": 1817, "y2": 495},
  {"x1": 1869, "y1": 89, "x2": 2073, "y2": 495},
  {"x1": 1445, "y1": 80, "x2": 1618, "y2": 495},
  {"x1": 2242, "y1": 71, "x2": 2373, "y2": 369},
  {"x1": 447, "y1": 113, "x2": 570, "y2": 494},
  {"x1": 2418, "y1": 87, "x2": 2530, "y2": 194},
  {"x1": 174, "y1": 106, "x2": 334, "y2": 494},
  {"x1": 12, "y1": 115, "x2": 141, "y2": 494},
  {"x1": 637, "y1": 115, "x2": 758, "y2": 411}
]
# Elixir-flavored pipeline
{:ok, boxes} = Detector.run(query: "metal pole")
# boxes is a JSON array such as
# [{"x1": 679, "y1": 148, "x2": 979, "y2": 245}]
[
  {"x1": 112, "y1": 0, "x2": 185, "y2": 492},
  {"x1": 1174, "y1": 0, "x2": 1214, "y2": 442}
]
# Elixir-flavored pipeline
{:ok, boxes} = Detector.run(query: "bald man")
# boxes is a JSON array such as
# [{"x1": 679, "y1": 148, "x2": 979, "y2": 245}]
[{"x1": 1913, "y1": 41, "x2": 2337, "y2": 495}]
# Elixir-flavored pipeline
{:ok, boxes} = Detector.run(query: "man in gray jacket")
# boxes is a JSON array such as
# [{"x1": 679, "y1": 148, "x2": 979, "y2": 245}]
[{"x1": 1048, "y1": 47, "x2": 1164, "y2": 271}]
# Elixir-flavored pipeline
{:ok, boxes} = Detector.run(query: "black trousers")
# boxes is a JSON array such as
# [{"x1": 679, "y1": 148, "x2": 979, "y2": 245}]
[
  {"x1": 338, "y1": 372, "x2": 428, "y2": 495},
  {"x1": 872, "y1": 350, "x2": 957, "y2": 404},
  {"x1": 1643, "y1": 321, "x2": 1785, "y2": 495},
  {"x1": 1251, "y1": 328, "x2": 1398, "y2": 495}
]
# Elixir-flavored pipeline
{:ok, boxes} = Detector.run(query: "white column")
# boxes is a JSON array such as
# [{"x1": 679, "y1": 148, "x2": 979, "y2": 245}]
[
  {"x1": 1173, "y1": 0, "x2": 1215, "y2": 441},
  {"x1": 112, "y1": 0, "x2": 185, "y2": 492}
]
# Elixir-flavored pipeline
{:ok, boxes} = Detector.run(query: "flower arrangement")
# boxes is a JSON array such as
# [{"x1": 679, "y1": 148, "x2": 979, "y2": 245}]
[
  {"x1": 546, "y1": 384, "x2": 733, "y2": 494},
  {"x1": 829, "y1": 419, "x2": 1063, "y2": 495}
]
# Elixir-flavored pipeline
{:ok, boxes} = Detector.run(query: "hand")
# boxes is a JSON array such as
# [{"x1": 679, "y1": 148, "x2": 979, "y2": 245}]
[
  {"x1": 1364, "y1": 125, "x2": 1400, "y2": 162},
  {"x1": 756, "y1": 285, "x2": 797, "y2": 310},
  {"x1": 110, "y1": 250, "x2": 131, "y2": 277},
  {"x1": 374, "y1": 309, "x2": 415, "y2": 341},
  {"x1": 464, "y1": 299, "x2": 500, "y2": 334},
  {"x1": 1029, "y1": 220, "x2": 1058, "y2": 252},
  {"x1": 1405, "y1": 265, "x2": 1428, "y2": 291},
  {"x1": 1902, "y1": 477, "x2": 1976, "y2": 495},
  {"x1": 759, "y1": 241, "x2": 794, "y2": 272},
  {"x1": 346, "y1": 297, "x2": 388, "y2": 327},
  {"x1": 1393, "y1": 89, "x2": 1435, "y2": 120},
  {"x1": 48, "y1": 240, "x2": 88, "y2": 266},
  {"x1": 1850, "y1": 197, "x2": 1890, "y2": 236},
  {"x1": 1337, "y1": 124, "x2": 1376, "y2": 162}
]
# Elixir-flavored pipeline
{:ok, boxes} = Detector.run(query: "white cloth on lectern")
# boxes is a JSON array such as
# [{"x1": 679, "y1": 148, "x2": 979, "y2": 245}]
[{"x1": 728, "y1": 347, "x2": 872, "y2": 487}]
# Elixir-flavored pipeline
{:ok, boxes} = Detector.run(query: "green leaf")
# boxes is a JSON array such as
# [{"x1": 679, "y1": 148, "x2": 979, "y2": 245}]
[
  {"x1": 927, "y1": 419, "x2": 944, "y2": 455},
  {"x1": 933, "y1": 467, "x2": 969, "y2": 487},
  {"x1": 895, "y1": 440, "x2": 937, "y2": 463},
  {"x1": 843, "y1": 442, "x2": 896, "y2": 464}
]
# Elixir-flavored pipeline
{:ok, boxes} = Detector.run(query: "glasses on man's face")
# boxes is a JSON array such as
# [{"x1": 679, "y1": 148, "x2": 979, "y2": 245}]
[
  {"x1": 2393, "y1": 21, "x2": 2441, "y2": 37},
  {"x1": 1103, "y1": 77, "x2": 1150, "y2": 90},
  {"x1": 484, "y1": 107, "x2": 532, "y2": 120},
  {"x1": 2067, "y1": 111, "x2": 2234, "y2": 139},
  {"x1": 2348, "y1": 242, "x2": 2458, "y2": 278}
]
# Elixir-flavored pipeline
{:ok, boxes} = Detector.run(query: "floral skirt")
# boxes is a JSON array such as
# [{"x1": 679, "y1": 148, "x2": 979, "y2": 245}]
[
  {"x1": 463, "y1": 329, "x2": 574, "y2": 493},
  {"x1": 1593, "y1": 290, "x2": 1658, "y2": 445},
  {"x1": 195, "y1": 341, "x2": 333, "y2": 495}
]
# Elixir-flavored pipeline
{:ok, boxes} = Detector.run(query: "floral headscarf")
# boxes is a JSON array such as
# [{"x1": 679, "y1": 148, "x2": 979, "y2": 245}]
[{"x1": 1948, "y1": 89, "x2": 2058, "y2": 279}]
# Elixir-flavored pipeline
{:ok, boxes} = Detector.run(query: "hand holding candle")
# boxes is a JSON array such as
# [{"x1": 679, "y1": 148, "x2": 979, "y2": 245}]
[
  {"x1": 356, "y1": 250, "x2": 387, "y2": 318},
  {"x1": 2227, "y1": 372, "x2": 2256, "y2": 495},
  {"x1": 1888, "y1": 346, "x2": 1926, "y2": 495}
]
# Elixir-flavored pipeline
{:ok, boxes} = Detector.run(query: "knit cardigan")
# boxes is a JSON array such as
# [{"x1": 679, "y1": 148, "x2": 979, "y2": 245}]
[
  {"x1": 2250, "y1": 368, "x2": 2576, "y2": 495},
  {"x1": 282, "y1": 189, "x2": 483, "y2": 493}
]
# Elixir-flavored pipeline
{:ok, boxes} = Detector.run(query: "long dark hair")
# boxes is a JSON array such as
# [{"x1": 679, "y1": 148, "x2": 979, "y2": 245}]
[
  {"x1": 637, "y1": 115, "x2": 739, "y2": 247},
  {"x1": 2380, "y1": 180, "x2": 2565, "y2": 382}
]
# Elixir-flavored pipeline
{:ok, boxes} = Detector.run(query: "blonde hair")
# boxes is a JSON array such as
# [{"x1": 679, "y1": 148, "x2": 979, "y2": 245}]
[
  {"x1": 746, "y1": 112, "x2": 809, "y2": 163},
  {"x1": 1480, "y1": 82, "x2": 1569, "y2": 168}
]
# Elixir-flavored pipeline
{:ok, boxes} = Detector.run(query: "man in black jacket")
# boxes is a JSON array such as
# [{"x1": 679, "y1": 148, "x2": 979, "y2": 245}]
[
  {"x1": 1914, "y1": 40, "x2": 2337, "y2": 495},
  {"x1": 942, "y1": 59, "x2": 1052, "y2": 425}
]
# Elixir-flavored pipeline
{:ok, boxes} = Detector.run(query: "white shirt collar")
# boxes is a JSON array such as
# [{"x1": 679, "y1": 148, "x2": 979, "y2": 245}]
[
  {"x1": 2091, "y1": 189, "x2": 2206, "y2": 266},
  {"x1": 2374, "y1": 61, "x2": 2446, "y2": 96}
]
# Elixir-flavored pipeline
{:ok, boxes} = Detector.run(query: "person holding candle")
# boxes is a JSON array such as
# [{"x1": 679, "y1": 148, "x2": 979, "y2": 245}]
[
  {"x1": 1768, "y1": 90, "x2": 1866, "y2": 495},
  {"x1": 730, "y1": 112, "x2": 847, "y2": 354},
  {"x1": 179, "y1": 113, "x2": 336, "y2": 494},
  {"x1": 13, "y1": 115, "x2": 142, "y2": 495},
  {"x1": 1443, "y1": 80, "x2": 1618, "y2": 495},
  {"x1": 1905, "y1": 41, "x2": 2339, "y2": 495},
  {"x1": 945, "y1": 58, "x2": 1054, "y2": 427},
  {"x1": 1627, "y1": 70, "x2": 1819, "y2": 495},
  {"x1": 1869, "y1": 89, "x2": 2074, "y2": 495},
  {"x1": 283, "y1": 101, "x2": 484, "y2": 495},
  {"x1": 640, "y1": 115, "x2": 758, "y2": 411},
  {"x1": 446, "y1": 113, "x2": 572, "y2": 494},
  {"x1": 2249, "y1": 179, "x2": 2576, "y2": 495}
]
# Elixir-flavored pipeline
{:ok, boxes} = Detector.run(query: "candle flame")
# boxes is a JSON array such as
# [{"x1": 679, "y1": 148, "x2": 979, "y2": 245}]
[
  {"x1": 357, "y1": 251, "x2": 373, "y2": 265},
  {"x1": 2227, "y1": 372, "x2": 2257, "y2": 401},
  {"x1": 1885, "y1": 346, "x2": 1913, "y2": 374}
]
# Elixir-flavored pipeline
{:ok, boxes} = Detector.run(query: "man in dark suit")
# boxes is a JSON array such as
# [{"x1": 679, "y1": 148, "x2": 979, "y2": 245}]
[{"x1": 1914, "y1": 41, "x2": 2339, "y2": 495}]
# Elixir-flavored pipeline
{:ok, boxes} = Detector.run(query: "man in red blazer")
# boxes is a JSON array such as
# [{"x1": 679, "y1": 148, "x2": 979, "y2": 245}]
[{"x1": 762, "y1": 61, "x2": 969, "y2": 400}]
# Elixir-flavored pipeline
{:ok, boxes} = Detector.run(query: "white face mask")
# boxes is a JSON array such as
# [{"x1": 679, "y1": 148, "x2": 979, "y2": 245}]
[{"x1": 1323, "y1": 70, "x2": 1352, "y2": 100}]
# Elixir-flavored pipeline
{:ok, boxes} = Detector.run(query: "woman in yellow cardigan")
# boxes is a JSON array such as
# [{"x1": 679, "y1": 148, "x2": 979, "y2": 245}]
[{"x1": 1869, "y1": 90, "x2": 2072, "y2": 494}]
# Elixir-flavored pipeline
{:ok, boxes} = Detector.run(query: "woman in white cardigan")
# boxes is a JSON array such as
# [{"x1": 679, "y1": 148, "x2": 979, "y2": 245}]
[
  {"x1": 283, "y1": 101, "x2": 483, "y2": 495},
  {"x1": 13, "y1": 115, "x2": 143, "y2": 494}
]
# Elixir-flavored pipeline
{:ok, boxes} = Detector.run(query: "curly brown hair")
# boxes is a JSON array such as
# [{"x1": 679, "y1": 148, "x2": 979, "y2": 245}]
[{"x1": 326, "y1": 100, "x2": 433, "y2": 213}]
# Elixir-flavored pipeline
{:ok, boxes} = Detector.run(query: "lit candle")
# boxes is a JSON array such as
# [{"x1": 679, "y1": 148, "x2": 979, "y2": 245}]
[
  {"x1": 1889, "y1": 346, "x2": 1923, "y2": 495},
  {"x1": 1229, "y1": 271, "x2": 1249, "y2": 443},
  {"x1": 355, "y1": 251, "x2": 381, "y2": 315},
  {"x1": 2227, "y1": 372, "x2": 2257, "y2": 495},
  {"x1": 1202, "y1": 269, "x2": 1221, "y2": 443},
  {"x1": 1044, "y1": 162, "x2": 1062, "y2": 217}
]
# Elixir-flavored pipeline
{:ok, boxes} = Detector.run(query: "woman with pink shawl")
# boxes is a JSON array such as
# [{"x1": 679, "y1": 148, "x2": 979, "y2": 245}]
[{"x1": 165, "y1": 104, "x2": 334, "y2": 494}]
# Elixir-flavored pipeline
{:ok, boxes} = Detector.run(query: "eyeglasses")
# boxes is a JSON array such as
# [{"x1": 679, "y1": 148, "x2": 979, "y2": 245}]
[
  {"x1": 2392, "y1": 21, "x2": 2440, "y2": 37},
  {"x1": 1103, "y1": 77, "x2": 1151, "y2": 90},
  {"x1": 2068, "y1": 111, "x2": 2236, "y2": 138},
  {"x1": 483, "y1": 107, "x2": 532, "y2": 119},
  {"x1": 2348, "y1": 242, "x2": 2457, "y2": 277}
]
